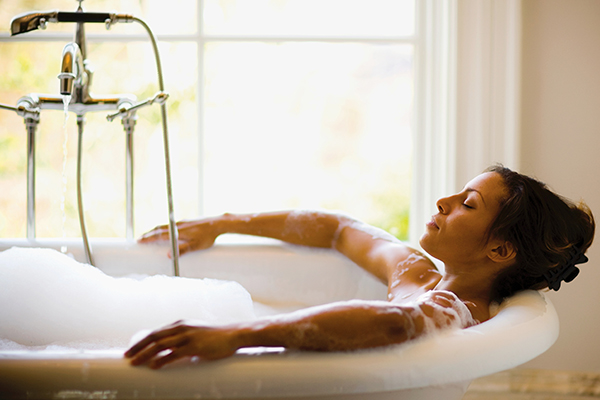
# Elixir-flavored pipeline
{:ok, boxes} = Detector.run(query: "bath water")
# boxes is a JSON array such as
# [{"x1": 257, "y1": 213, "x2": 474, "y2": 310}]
[
  {"x1": 60, "y1": 95, "x2": 71, "y2": 254},
  {"x1": 0, "y1": 247, "x2": 256, "y2": 349}
]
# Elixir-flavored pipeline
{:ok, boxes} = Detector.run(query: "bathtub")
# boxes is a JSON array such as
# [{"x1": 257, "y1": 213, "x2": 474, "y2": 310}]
[{"x1": 0, "y1": 237, "x2": 559, "y2": 400}]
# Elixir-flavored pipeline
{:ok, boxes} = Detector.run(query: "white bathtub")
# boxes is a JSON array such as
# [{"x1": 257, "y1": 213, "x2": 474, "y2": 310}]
[{"x1": 0, "y1": 238, "x2": 559, "y2": 400}]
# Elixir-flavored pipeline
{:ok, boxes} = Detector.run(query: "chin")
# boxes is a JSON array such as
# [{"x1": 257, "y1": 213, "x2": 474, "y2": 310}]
[{"x1": 419, "y1": 235, "x2": 441, "y2": 261}]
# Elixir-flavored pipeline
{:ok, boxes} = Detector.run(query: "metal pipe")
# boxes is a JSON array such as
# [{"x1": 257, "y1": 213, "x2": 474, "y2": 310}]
[
  {"x1": 125, "y1": 129, "x2": 134, "y2": 240},
  {"x1": 0, "y1": 103, "x2": 18, "y2": 112},
  {"x1": 74, "y1": 3, "x2": 87, "y2": 60},
  {"x1": 38, "y1": 94, "x2": 134, "y2": 113},
  {"x1": 14, "y1": 96, "x2": 41, "y2": 240},
  {"x1": 26, "y1": 119, "x2": 37, "y2": 239},
  {"x1": 122, "y1": 113, "x2": 137, "y2": 240}
]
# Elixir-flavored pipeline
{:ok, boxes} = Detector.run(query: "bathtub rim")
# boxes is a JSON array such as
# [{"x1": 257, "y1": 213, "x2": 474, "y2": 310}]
[{"x1": 0, "y1": 239, "x2": 559, "y2": 399}]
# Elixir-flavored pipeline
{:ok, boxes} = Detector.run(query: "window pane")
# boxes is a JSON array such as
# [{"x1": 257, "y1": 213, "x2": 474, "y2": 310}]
[
  {"x1": 204, "y1": 42, "x2": 413, "y2": 239},
  {"x1": 204, "y1": 0, "x2": 415, "y2": 37},
  {"x1": 0, "y1": 41, "x2": 198, "y2": 238},
  {"x1": 0, "y1": 0, "x2": 196, "y2": 35},
  {"x1": 1, "y1": 1, "x2": 417, "y2": 242}
]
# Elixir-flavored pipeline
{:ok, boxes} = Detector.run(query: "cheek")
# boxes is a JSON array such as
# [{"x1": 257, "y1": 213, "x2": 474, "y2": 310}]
[
  {"x1": 419, "y1": 215, "x2": 491, "y2": 258},
  {"x1": 445, "y1": 216, "x2": 489, "y2": 246}
]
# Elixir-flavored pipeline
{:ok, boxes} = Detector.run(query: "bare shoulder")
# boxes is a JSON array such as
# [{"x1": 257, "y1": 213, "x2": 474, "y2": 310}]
[
  {"x1": 387, "y1": 250, "x2": 442, "y2": 303},
  {"x1": 407, "y1": 290, "x2": 478, "y2": 333}
]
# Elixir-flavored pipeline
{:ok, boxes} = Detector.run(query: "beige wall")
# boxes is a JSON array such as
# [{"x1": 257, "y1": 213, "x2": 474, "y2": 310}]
[{"x1": 520, "y1": 0, "x2": 600, "y2": 372}]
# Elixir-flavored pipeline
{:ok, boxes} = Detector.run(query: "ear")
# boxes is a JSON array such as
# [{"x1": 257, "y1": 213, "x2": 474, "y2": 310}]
[{"x1": 488, "y1": 241, "x2": 517, "y2": 264}]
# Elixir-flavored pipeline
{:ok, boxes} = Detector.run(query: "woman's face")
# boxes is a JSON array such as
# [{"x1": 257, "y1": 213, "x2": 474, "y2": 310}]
[{"x1": 419, "y1": 172, "x2": 507, "y2": 265}]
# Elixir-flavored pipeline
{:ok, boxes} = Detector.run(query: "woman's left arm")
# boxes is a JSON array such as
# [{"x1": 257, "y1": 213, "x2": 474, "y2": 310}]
[
  {"x1": 126, "y1": 300, "x2": 419, "y2": 369},
  {"x1": 125, "y1": 290, "x2": 470, "y2": 369}
]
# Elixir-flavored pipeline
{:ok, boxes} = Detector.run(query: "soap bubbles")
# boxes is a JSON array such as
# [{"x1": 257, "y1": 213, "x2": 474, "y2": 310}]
[{"x1": 0, "y1": 247, "x2": 256, "y2": 348}]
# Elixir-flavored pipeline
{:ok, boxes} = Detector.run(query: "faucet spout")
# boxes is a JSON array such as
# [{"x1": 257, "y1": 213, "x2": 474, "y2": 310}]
[{"x1": 58, "y1": 42, "x2": 86, "y2": 96}]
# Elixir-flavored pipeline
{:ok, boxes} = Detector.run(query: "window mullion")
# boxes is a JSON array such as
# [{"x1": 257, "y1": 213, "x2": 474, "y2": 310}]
[{"x1": 410, "y1": 0, "x2": 457, "y2": 248}]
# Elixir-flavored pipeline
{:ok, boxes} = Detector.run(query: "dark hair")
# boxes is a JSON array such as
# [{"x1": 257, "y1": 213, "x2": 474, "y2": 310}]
[{"x1": 486, "y1": 165, "x2": 595, "y2": 302}]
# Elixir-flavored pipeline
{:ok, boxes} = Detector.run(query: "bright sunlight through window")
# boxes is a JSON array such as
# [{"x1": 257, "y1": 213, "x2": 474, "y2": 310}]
[{"x1": 0, "y1": 0, "x2": 416, "y2": 241}]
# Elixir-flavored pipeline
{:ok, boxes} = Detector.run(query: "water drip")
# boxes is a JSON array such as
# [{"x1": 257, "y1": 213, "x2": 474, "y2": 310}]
[{"x1": 62, "y1": 95, "x2": 71, "y2": 127}]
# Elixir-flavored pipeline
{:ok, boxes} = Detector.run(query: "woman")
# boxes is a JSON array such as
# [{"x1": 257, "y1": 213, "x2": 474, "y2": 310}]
[{"x1": 125, "y1": 166, "x2": 594, "y2": 369}]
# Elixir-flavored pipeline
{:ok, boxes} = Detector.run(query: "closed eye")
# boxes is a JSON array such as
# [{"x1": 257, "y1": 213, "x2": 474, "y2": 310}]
[{"x1": 462, "y1": 203, "x2": 475, "y2": 209}]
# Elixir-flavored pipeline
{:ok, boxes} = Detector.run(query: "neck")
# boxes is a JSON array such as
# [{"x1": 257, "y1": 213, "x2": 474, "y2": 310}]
[{"x1": 434, "y1": 262, "x2": 500, "y2": 323}]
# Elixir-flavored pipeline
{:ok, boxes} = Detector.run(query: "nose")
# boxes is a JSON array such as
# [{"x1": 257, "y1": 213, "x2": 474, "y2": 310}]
[{"x1": 436, "y1": 196, "x2": 450, "y2": 214}]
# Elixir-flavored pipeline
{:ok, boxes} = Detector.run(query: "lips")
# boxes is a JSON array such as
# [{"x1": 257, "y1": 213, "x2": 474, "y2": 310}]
[{"x1": 426, "y1": 216, "x2": 439, "y2": 229}]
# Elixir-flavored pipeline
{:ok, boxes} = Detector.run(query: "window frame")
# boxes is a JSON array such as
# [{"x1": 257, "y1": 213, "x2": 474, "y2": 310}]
[
  {"x1": 0, "y1": 0, "x2": 522, "y2": 245},
  {"x1": 411, "y1": 0, "x2": 521, "y2": 248}
]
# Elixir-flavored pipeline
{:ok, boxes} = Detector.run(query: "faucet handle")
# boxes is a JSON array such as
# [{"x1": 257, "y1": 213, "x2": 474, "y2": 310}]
[
  {"x1": 16, "y1": 96, "x2": 41, "y2": 122},
  {"x1": 106, "y1": 92, "x2": 169, "y2": 122}
]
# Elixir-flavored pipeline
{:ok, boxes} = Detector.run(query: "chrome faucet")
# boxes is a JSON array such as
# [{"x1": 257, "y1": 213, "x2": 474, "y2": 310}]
[
  {"x1": 5, "y1": 2, "x2": 137, "y2": 267},
  {"x1": 11, "y1": 2, "x2": 136, "y2": 116},
  {"x1": 0, "y1": 1, "x2": 181, "y2": 275},
  {"x1": 58, "y1": 42, "x2": 86, "y2": 97}
]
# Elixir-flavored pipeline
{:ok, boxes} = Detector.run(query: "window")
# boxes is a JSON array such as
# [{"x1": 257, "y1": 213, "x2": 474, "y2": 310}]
[{"x1": 0, "y1": 0, "x2": 421, "y2": 241}]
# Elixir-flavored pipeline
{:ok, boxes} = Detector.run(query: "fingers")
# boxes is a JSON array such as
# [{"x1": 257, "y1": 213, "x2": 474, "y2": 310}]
[
  {"x1": 138, "y1": 225, "x2": 170, "y2": 243},
  {"x1": 125, "y1": 323, "x2": 184, "y2": 358},
  {"x1": 138, "y1": 224, "x2": 196, "y2": 258},
  {"x1": 178, "y1": 240, "x2": 196, "y2": 256},
  {"x1": 165, "y1": 240, "x2": 194, "y2": 259},
  {"x1": 126, "y1": 331, "x2": 189, "y2": 367},
  {"x1": 124, "y1": 322, "x2": 239, "y2": 368},
  {"x1": 138, "y1": 219, "x2": 217, "y2": 257},
  {"x1": 149, "y1": 349, "x2": 184, "y2": 369}
]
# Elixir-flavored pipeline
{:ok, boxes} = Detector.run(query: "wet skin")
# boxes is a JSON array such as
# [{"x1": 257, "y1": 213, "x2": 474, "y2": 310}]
[{"x1": 126, "y1": 172, "x2": 514, "y2": 368}]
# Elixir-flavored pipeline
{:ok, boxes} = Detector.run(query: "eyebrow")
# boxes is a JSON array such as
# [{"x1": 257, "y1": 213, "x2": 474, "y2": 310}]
[{"x1": 465, "y1": 188, "x2": 486, "y2": 206}]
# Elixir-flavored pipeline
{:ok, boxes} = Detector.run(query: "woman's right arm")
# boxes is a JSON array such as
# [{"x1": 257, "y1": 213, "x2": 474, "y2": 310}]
[
  {"x1": 139, "y1": 211, "x2": 343, "y2": 254},
  {"x1": 139, "y1": 211, "x2": 436, "y2": 287}
]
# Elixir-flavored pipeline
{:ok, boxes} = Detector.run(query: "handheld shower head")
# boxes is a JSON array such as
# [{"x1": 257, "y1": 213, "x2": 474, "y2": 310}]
[
  {"x1": 10, "y1": 10, "x2": 133, "y2": 36},
  {"x1": 10, "y1": 11, "x2": 58, "y2": 36}
]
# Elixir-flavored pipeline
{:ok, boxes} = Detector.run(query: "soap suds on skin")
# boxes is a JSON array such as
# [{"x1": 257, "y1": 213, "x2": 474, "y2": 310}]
[
  {"x1": 0, "y1": 247, "x2": 475, "y2": 353},
  {"x1": 346, "y1": 220, "x2": 402, "y2": 244},
  {"x1": 283, "y1": 210, "x2": 345, "y2": 244},
  {"x1": 240, "y1": 292, "x2": 475, "y2": 351},
  {"x1": 284, "y1": 210, "x2": 403, "y2": 250}
]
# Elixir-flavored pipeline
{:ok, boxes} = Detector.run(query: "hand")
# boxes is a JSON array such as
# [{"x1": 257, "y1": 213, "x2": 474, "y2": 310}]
[
  {"x1": 138, "y1": 218, "x2": 221, "y2": 256},
  {"x1": 124, "y1": 320, "x2": 241, "y2": 369}
]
